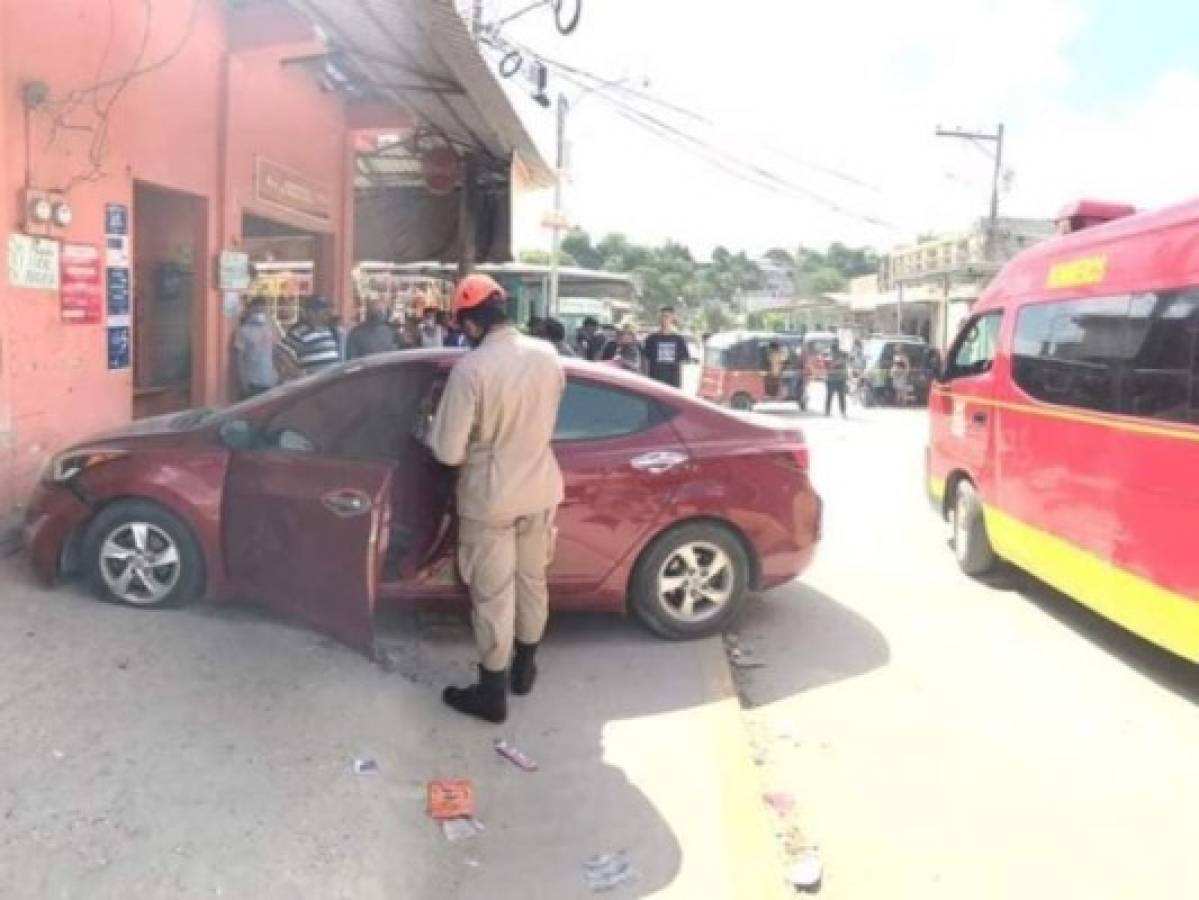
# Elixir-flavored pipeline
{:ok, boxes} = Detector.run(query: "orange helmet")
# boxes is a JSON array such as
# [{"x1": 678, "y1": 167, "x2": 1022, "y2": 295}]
[{"x1": 452, "y1": 273, "x2": 505, "y2": 321}]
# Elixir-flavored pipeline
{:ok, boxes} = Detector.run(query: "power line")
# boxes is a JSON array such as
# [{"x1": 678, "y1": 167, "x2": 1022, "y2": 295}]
[
  {"x1": 550, "y1": 68, "x2": 899, "y2": 231},
  {"x1": 510, "y1": 40, "x2": 880, "y2": 192}
]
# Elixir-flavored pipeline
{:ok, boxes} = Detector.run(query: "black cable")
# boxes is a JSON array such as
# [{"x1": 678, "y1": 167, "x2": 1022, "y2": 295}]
[
  {"x1": 513, "y1": 40, "x2": 879, "y2": 191},
  {"x1": 552, "y1": 0, "x2": 582, "y2": 35},
  {"x1": 551, "y1": 69, "x2": 897, "y2": 230}
]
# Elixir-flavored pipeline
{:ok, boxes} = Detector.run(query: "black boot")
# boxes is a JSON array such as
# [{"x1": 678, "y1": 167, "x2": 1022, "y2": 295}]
[
  {"x1": 443, "y1": 666, "x2": 508, "y2": 723},
  {"x1": 510, "y1": 641, "x2": 539, "y2": 696}
]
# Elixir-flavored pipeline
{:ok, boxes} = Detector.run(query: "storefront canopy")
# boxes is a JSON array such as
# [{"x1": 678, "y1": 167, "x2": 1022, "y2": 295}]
[{"x1": 289, "y1": 0, "x2": 553, "y2": 186}]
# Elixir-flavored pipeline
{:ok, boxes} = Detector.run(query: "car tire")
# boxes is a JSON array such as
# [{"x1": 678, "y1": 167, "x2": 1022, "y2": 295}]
[
  {"x1": 82, "y1": 499, "x2": 205, "y2": 609},
  {"x1": 630, "y1": 522, "x2": 750, "y2": 640},
  {"x1": 951, "y1": 481, "x2": 997, "y2": 576},
  {"x1": 731, "y1": 392, "x2": 754, "y2": 412}
]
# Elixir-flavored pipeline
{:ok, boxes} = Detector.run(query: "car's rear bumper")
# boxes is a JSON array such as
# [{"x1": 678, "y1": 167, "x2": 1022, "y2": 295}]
[
  {"x1": 756, "y1": 487, "x2": 822, "y2": 591},
  {"x1": 24, "y1": 482, "x2": 91, "y2": 584}
]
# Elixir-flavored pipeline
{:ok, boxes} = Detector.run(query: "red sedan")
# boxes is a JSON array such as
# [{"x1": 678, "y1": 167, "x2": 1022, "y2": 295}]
[{"x1": 25, "y1": 351, "x2": 822, "y2": 653}]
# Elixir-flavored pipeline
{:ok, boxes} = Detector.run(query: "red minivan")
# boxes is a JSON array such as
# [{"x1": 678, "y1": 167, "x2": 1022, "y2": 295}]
[{"x1": 928, "y1": 198, "x2": 1199, "y2": 662}]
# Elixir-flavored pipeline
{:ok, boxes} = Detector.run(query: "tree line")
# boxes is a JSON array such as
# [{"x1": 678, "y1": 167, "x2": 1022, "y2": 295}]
[{"x1": 519, "y1": 230, "x2": 880, "y2": 326}]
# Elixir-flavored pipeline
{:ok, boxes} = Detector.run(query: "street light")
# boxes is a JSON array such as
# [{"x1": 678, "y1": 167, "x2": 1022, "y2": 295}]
[{"x1": 547, "y1": 76, "x2": 631, "y2": 318}]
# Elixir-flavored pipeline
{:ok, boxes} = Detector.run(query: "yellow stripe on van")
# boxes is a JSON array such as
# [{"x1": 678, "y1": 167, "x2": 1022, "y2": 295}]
[
  {"x1": 984, "y1": 504, "x2": 1199, "y2": 663},
  {"x1": 930, "y1": 386, "x2": 1199, "y2": 445},
  {"x1": 929, "y1": 476, "x2": 946, "y2": 503},
  {"x1": 1046, "y1": 254, "x2": 1108, "y2": 289}
]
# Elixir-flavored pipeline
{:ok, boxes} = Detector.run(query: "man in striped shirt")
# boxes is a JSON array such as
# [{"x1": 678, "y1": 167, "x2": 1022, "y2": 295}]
[{"x1": 283, "y1": 296, "x2": 342, "y2": 375}]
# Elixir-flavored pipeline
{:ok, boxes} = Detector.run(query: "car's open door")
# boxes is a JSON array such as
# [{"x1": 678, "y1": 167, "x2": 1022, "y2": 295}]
[{"x1": 222, "y1": 451, "x2": 395, "y2": 655}]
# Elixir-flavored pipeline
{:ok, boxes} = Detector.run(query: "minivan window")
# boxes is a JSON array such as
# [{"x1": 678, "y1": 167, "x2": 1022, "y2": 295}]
[
  {"x1": 1013, "y1": 292, "x2": 1199, "y2": 421},
  {"x1": 947, "y1": 312, "x2": 1002, "y2": 379},
  {"x1": 1123, "y1": 290, "x2": 1199, "y2": 422},
  {"x1": 1012, "y1": 296, "x2": 1128, "y2": 413}
]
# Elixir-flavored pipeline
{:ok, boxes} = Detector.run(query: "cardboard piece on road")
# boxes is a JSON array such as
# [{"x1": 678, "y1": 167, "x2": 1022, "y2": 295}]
[{"x1": 427, "y1": 779, "x2": 474, "y2": 820}]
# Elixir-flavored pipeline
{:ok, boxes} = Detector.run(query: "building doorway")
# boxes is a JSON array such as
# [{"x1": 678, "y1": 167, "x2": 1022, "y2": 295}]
[
  {"x1": 132, "y1": 183, "x2": 206, "y2": 419},
  {"x1": 243, "y1": 214, "x2": 331, "y2": 329}
]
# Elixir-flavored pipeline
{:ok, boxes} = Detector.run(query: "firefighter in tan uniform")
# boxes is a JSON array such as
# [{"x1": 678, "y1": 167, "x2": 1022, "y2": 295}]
[{"x1": 428, "y1": 274, "x2": 565, "y2": 723}]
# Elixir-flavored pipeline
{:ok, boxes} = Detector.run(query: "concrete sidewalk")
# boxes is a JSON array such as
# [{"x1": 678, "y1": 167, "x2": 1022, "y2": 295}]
[{"x1": 0, "y1": 556, "x2": 785, "y2": 899}]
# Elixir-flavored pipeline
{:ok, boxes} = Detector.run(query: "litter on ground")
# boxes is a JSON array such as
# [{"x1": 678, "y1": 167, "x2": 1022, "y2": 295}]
[
  {"x1": 789, "y1": 847, "x2": 823, "y2": 893},
  {"x1": 353, "y1": 758, "x2": 379, "y2": 775},
  {"x1": 427, "y1": 779, "x2": 475, "y2": 820},
  {"x1": 441, "y1": 817, "x2": 485, "y2": 842},
  {"x1": 584, "y1": 851, "x2": 637, "y2": 893},
  {"x1": 494, "y1": 738, "x2": 539, "y2": 772},
  {"x1": 762, "y1": 791, "x2": 796, "y2": 817}
]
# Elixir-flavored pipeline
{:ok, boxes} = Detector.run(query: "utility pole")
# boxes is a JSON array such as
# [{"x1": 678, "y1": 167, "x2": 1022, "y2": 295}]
[
  {"x1": 934, "y1": 123, "x2": 1005, "y2": 260},
  {"x1": 472, "y1": 0, "x2": 484, "y2": 40},
  {"x1": 547, "y1": 93, "x2": 569, "y2": 318}
]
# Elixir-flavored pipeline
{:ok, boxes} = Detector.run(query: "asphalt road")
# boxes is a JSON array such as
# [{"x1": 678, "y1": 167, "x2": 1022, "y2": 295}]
[{"x1": 733, "y1": 399, "x2": 1199, "y2": 899}]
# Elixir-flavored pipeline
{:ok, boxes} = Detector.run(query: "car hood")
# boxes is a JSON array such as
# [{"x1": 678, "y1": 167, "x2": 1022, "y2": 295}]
[
  {"x1": 62, "y1": 409, "x2": 220, "y2": 455},
  {"x1": 92, "y1": 408, "x2": 216, "y2": 440}
]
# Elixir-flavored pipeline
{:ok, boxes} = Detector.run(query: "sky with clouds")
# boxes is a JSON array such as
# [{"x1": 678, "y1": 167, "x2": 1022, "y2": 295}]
[{"x1": 489, "y1": 0, "x2": 1199, "y2": 257}]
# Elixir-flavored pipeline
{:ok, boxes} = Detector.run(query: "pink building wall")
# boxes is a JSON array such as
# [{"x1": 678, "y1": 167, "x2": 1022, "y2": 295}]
[{"x1": 0, "y1": 0, "x2": 355, "y2": 510}]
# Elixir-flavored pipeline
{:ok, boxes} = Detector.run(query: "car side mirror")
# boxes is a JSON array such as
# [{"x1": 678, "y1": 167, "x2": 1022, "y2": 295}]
[{"x1": 218, "y1": 419, "x2": 258, "y2": 451}]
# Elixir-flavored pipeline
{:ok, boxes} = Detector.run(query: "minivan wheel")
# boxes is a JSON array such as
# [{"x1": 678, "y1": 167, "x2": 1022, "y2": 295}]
[
  {"x1": 951, "y1": 481, "x2": 997, "y2": 576},
  {"x1": 731, "y1": 392, "x2": 754, "y2": 411},
  {"x1": 82, "y1": 499, "x2": 205, "y2": 608},
  {"x1": 630, "y1": 523, "x2": 750, "y2": 640}
]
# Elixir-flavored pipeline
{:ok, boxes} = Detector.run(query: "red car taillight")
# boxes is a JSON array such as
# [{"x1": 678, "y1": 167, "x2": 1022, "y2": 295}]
[{"x1": 773, "y1": 444, "x2": 809, "y2": 472}]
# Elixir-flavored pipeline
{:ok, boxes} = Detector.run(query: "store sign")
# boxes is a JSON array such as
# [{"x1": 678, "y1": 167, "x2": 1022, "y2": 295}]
[
  {"x1": 8, "y1": 233, "x2": 60, "y2": 290},
  {"x1": 218, "y1": 250, "x2": 251, "y2": 290},
  {"x1": 60, "y1": 242, "x2": 102, "y2": 324},
  {"x1": 254, "y1": 157, "x2": 331, "y2": 221}
]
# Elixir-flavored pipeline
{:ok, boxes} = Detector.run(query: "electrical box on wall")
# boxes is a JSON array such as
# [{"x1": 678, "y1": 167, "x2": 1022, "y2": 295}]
[{"x1": 23, "y1": 189, "x2": 72, "y2": 234}]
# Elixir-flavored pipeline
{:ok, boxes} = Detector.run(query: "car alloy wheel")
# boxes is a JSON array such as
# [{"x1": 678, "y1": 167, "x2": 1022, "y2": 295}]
[
  {"x1": 98, "y1": 521, "x2": 182, "y2": 605},
  {"x1": 656, "y1": 541, "x2": 735, "y2": 624}
]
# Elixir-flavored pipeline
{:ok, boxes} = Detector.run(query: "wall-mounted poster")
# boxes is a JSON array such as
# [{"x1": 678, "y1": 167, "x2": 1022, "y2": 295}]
[
  {"x1": 60, "y1": 242, "x2": 102, "y2": 324},
  {"x1": 107, "y1": 325, "x2": 131, "y2": 370},
  {"x1": 106, "y1": 266, "x2": 130, "y2": 319}
]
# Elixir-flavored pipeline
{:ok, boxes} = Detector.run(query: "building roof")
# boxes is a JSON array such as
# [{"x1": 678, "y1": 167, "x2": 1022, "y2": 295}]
[{"x1": 291, "y1": 0, "x2": 553, "y2": 186}]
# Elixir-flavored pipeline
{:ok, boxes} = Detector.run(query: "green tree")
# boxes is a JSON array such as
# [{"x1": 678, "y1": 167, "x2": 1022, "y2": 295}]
[
  {"x1": 518, "y1": 248, "x2": 577, "y2": 267},
  {"x1": 560, "y1": 229, "x2": 602, "y2": 269}
]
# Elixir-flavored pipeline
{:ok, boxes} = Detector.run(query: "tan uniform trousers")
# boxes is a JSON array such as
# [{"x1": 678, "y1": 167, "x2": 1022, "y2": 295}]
[{"x1": 458, "y1": 509, "x2": 557, "y2": 672}]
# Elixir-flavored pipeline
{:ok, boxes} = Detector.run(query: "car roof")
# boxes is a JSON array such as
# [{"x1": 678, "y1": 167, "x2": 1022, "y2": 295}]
[{"x1": 341, "y1": 347, "x2": 698, "y2": 405}]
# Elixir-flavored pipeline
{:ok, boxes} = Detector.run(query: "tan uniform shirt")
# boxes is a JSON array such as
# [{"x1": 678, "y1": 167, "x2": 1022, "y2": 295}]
[{"x1": 429, "y1": 325, "x2": 565, "y2": 523}]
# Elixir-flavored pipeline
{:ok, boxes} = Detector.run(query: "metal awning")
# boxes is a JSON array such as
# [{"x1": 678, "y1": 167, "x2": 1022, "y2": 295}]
[{"x1": 289, "y1": 0, "x2": 553, "y2": 187}]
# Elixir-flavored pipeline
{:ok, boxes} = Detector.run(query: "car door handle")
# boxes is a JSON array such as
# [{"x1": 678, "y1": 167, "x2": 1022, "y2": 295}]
[
  {"x1": 630, "y1": 450, "x2": 688, "y2": 474},
  {"x1": 971, "y1": 411, "x2": 989, "y2": 425},
  {"x1": 321, "y1": 489, "x2": 373, "y2": 518}
]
